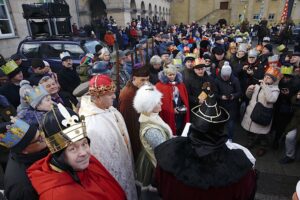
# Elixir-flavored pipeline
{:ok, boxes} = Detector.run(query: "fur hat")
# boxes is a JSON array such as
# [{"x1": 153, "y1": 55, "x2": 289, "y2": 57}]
[
  {"x1": 89, "y1": 74, "x2": 116, "y2": 97},
  {"x1": 163, "y1": 64, "x2": 178, "y2": 75},
  {"x1": 133, "y1": 84, "x2": 162, "y2": 113},
  {"x1": 0, "y1": 119, "x2": 37, "y2": 153}
]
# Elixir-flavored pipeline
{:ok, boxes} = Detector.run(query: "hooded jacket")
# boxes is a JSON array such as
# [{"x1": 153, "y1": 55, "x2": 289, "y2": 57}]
[{"x1": 27, "y1": 154, "x2": 126, "y2": 200}]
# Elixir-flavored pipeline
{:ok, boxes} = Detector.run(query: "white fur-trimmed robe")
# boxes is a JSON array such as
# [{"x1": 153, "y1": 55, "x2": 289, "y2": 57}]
[{"x1": 79, "y1": 96, "x2": 138, "y2": 200}]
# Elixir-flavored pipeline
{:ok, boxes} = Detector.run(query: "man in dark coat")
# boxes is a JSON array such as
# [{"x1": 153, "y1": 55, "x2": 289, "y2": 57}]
[
  {"x1": 184, "y1": 58, "x2": 216, "y2": 108},
  {"x1": 118, "y1": 64, "x2": 150, "y2": 161},
  {"x1": 27, "y1": 58, "x2": 47, "y2": 86},
  {"x1": 57, "y1": 52, "x2": 81, "y2": 105},
  {"x1": 1, "y1": 119, "x2": 48, "y2": 200},
  {"x1": 0, "y1": 61, "x2": 23, "y2": 108},
  {"x1": 154, "y1": 89, "x2": 256, "y2": 200}
]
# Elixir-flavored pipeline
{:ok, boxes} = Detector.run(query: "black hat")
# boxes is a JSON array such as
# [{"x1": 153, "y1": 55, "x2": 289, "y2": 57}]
[
  {"x1": 214, "y1": 35, "x2": 223, "y2": 42},
  {"x1": 212, "y1": 46, "x2": 225, "y2": 55},
  {"x1": 292, "y1": 51, "x2": 300, "y2": 57},
  {"x1": 188, "y1": 89, "x2": 229, "y2": 157},
  {"x1": 0, "y1": 119, "x2": 37, "y2": 153},
  {"x1": 203, "y1": 53, "x2": 211, "y2": 60},
  {"x1": 95, "y1": 44, "x2": 103, "y2": 54},
  {"x1": 31, "y1": 58, "x2": 45, "y2": 69},
  {"x1": 264, "y1": 44, "x2": 273, "y2": 53},
  {"x1": 132, "y1": 63, "x2": 150, "y2": 77},
  {"x1": 10, "y1": 54, "x2": 22, "y2": 61},
  {"x1": 42, "y1": 104, "x2": 87, "y2": 155},
  {"x1": 0, "y1": 54, "x2": 6, "y2": 67}
]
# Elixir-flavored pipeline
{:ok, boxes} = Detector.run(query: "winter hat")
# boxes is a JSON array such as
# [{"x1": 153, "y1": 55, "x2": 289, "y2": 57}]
[
  {"x1": 213, "y1": 46, "x2": 225, "y2": 55},
  {"x1": 184, "y1": 53, "x2": 196, "y2": 63},
  {"x1": 264, "y1": 44, "x2": 273, "y2": 53},
  {"x1": 1, "y1": 60, "x2": 21, "y2": 79},
  {"x1": 95, "y1": 44, "x2": 103, "y2": 54},
  {"x1": 132, "y1": 63, "x2": 150, "y2": 77},
  {"x1": 73, "y1": 81, "x2": 89, "y2": 97},
  {"x1": 110, "y1": 50, "x2": 125, "y2": 63},
  {"x1": 133, "y1": 83, "x2": 162, "y2": 113},
  {"x1": 22, "y1": 83, "x2": 49, "y2": 109},
  {"x1": 10, "y1": 54, "x2": 22, "y2": 62},
  {"x1": 0, "y1": 119, "x2": 38, "y2": 153},
  {"x1": 18, "y1": 80, "x2": 32, "y2": 110},
  {"x1": 80, "y1": 53, "x2": 94, "y2": 66},
  {"x1": 163, "y1": 64, "x2": 178, "y2": 75},
  {"x1": 60, "y1": 52, "x2": 71, "y2": 61},
  {"x1": 248, "y1": 49, "x2": 258, "y2": 58},
  {"x1": 31, "y1": 58, "x2": 45, "y2": 69},
  {"x1": 221, "y1": 61, "x2": 232, "y2": 78},
  {"x1": 263, "y1": 37, "x2": 271, "y2": 42},
  {"x1": 203, "y1": 52, "x2": 211, "y2": 60},
  {"x1": 89, "y1": 74, "x2": 116, "y2": 97},
  {"x1": 237, "y1": 43, "x2": 248, "y2": 52},
  {"x1": 235, "y1": 37, "x2": 243, "y2": 43},
  {"x1": 91, "y1": 61, "x2": 111, "y2": 76}
]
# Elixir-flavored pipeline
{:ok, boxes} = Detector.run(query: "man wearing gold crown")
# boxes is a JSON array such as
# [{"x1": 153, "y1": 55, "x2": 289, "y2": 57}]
[
  {"x1": 79, "y1": 74, "x2": 138, "y2": 200},
  {"x1": 0, "y1": 119, "x2": 48, "y2": 200},
  {"x1": 0, "y1": 61, "x2": 24, "y2": 109}
]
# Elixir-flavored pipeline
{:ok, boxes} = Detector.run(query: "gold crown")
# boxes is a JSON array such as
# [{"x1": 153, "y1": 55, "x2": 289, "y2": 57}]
[{"x1": 1, "y1": 60, "x2": 18, "y2": 75}]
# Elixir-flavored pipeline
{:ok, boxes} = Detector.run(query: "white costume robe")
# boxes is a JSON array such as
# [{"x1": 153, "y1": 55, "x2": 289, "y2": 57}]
[{"x1": 79, "y1": 96, "x2": 138, "y2": 200}]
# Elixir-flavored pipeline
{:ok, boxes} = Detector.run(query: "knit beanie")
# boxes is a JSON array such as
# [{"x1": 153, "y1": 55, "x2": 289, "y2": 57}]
[
  {"x1": 221, "y1": 61, "x2": 232, "y2": 79},
  {"x1": 264, "y1": 44, "x2": 273, "y2": 53}
]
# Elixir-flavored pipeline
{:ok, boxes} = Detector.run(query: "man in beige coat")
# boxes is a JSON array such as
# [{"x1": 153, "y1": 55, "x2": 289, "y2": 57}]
[{"x1": 241, "y1": 66, "x2": 280, "y2": 156}]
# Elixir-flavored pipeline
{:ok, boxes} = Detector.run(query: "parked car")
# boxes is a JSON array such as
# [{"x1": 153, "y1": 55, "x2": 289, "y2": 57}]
[{"x1": 16, "y1": 36, "x2": 108, "y2": 73}]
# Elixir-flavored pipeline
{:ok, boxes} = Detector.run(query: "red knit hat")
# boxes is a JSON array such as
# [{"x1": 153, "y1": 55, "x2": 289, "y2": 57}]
[{"x1": 89, "y1": 74, "x2": 116, "y2": 97}]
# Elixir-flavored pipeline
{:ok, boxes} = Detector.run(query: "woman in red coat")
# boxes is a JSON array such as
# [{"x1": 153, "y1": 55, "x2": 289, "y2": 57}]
[
  {"x1": 27, "y1": 104, "x2": 125, "y2": 200},
  {"x1": 156, "y1": 64, "x2": 190, "y2": 135}
]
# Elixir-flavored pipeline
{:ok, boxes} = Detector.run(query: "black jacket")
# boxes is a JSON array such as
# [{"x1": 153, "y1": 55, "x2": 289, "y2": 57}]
[
  {"x1": 58, "y1": 67, "x2": 81, "y2": 94},
  {"x1": 4, "y1": 149, "x2": 48, "y2": 200},
  {"x1": 185, "y1": 72, "x2": 216, "y2": 108},
  {"x1": 215, "y1": 75, "x2": 242, "y2": 118},
  {"x1": 28, "y1": 73, "x2": 44, "y2": 86},
  {"x1": 0, "y1": 83, "x2": 20, "y2": 109}
]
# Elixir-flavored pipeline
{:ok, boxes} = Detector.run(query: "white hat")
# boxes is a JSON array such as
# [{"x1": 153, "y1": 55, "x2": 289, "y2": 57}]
[
  {"x1": 248, "y1": 49, "x2": 258, "y2": 58},
  {"x1": 238, "y1": 43, "x2": 248, "y2": 52},
  {"x1": 263, "y1": 37, "x2": 270, "y2": 42},
  {"x1": 60, "y1": 52, "x2": 71, "y2": 61},
  {"x1": 221, "y1": 61, "x2": 232, "y2": 78},
  {"x1": 133, "y1": 84, "x2": 162, "y2": 113},
  {"x1": 296, "y1": 181, "x2": 300, "y2": 199},
  {"x1": 235, "y1": 37, "x2": 243, "y2": 43}
]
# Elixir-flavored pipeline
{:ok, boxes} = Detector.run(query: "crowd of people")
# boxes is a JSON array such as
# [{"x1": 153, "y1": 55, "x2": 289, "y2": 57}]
[{"x1": 0, "y1": 17, "x2": 300, "y2": 200}]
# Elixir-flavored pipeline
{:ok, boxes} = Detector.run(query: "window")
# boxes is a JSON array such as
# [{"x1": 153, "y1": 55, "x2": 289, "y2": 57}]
[
  {"x1": 0, "y1": 0, "x2": 15, "y2": 38},
  {"x1": 40, "y1": 43, "x2": 62, "y2": 58},
  {"x1": 220, "y1": 2, "x2": 229, "y2": 10},
  {"x1": 268, "y1": 13, "x2": 275, "y2": 20},
  {"x1": 64, "y1": 44, "x2": 84, "y2": 59},
  {"x1": 21, "y1": 43, "x2": 41, "y2": 58},
  {"x1": 253, "y1": 14, "x2": 260, "y2": 20}
]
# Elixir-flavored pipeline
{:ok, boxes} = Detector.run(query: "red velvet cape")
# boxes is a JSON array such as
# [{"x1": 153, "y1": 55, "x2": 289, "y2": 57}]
[
  {"x1": 155, "y1": 82, "x2": 190, "y2": 135},
  {"x1": 27, "y1": 154, "x2": 126, "y2": 200}
]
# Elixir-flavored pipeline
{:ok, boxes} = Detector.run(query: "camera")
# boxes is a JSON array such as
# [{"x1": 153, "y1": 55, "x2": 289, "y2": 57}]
[{"x1": 176, "y1": 105, "x2": 187, "y2": 114}]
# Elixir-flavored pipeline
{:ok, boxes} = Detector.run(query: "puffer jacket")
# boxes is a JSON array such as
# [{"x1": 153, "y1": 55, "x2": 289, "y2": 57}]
[{"x1": 241, "y1": 83, "x2": 280, "y2": 134}]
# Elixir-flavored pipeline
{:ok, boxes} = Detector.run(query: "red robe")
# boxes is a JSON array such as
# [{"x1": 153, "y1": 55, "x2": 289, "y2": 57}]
[
  {"x1": 156, "y1": 81, "x2": 190, "y2": 135},
  {"x1": 27, "y1": 154, "x2": 126, "y2": 200},
  {"x1": 156, "y1": 166, "x2": 256, "y2": 200}
]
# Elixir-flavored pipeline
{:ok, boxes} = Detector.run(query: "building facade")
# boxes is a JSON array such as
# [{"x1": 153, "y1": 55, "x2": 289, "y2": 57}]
[
  {"x1": 0, "y1": 0, "x2": 170, "y2": 58},
  {"x1": 170, "y1": 0, "x2": 300, "y2": 26}
]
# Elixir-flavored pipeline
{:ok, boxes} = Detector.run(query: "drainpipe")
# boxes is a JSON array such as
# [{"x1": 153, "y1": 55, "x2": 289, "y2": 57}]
[{"x1": 75, "y1": 0, "x2": 80, "y2": 27}]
